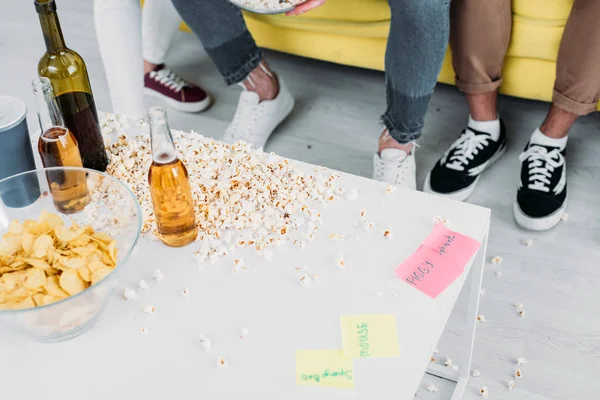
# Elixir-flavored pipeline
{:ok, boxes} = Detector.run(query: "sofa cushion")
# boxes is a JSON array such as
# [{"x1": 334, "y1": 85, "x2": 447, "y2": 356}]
[
  {"x1": 513, "y1": 0, "x2": 572, "y2": 20},
  {"x1": 294, "y1": 0, "x2": 390, "y2": 23}
]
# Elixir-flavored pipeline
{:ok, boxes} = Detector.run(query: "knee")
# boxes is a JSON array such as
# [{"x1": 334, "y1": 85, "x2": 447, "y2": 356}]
[{"x1": 388, "y1": 0, "x2": 450, "y2": 21}]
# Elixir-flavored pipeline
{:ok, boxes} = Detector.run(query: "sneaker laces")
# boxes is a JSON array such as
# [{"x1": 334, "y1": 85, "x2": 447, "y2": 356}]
[
  {"x1": 518, "y1": 145, "x2": 564, "y2": 193},
  {"x1": 149, "y1": 68, "x2": 188, "y2": 93},
  {"x1": 443, "y1": 129, "x2": 491, "y2": 171},
  {"x1": 374, "y1": 149, "x2": 413, "y2": 184}
]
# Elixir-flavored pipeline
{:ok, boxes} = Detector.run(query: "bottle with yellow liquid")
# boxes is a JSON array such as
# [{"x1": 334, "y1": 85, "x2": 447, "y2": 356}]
[{"x1": 147, "y1": 107, "x2": 197, "y2": 247}]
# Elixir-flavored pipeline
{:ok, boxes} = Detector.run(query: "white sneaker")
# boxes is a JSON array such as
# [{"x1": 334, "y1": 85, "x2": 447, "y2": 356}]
[
  {"x1": 373, "y1": 148, "x2": 417, "y2": 190},
  {"x1": 222, "y1": 76, "x2": 294, "y2": 149}
]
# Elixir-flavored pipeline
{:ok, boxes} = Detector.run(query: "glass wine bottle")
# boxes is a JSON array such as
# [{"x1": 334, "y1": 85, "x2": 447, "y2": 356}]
[
  {"x1": 35, "y1": 0, "x2": 109, "y2": 172},
  {"x1": 33, "y1": 77, "x2": 90, "y2": 214},
  {"x1": 147, "y1": 107, "x2": 197, "y2": 247}
]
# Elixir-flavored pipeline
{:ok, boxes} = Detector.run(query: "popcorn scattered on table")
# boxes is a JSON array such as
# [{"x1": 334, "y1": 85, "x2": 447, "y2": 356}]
[
  {"x1": 432, "y1": 347, "x2": 439, "y2": 354},
  {"x1": 102, "y1": 117, "x2": 343, "y2": 261},
  {"x1": 515, "y1": 303, "x2": 524, "y2": 309},
  {"x1": 495, "y1": 271, "x2": 503, "y2": 277},
  {"x1": 345, "y1": 188, "x2": 359, "y2": 201},
  {"x1": 451, "y1": 365, "x2": 459, "y2": 371},
  {"x1": 140, "y1": 327, "x2": 148, "y2": 334},
  {"x1": 295, "y1": 265, "x2": 308, "y2": 271},
  {"x1": 433, "y1": 216, "x2": 449, "y2": 225},
  {"x1": 382, "y1": 229, "x2": 394, "y2": 239},
  {"x1": 360, "y1": 209, "x2": 367, "y2": 218},
  {"x1": 300, "y1": 275, "x2": 312, "y2": 285},
  {"x1": 477, "y1": 315, "x2": 486, "y2": 323},
  {"x1": 311, "y1": 274, "x2": 320, "y2": 282},
  {"x1": 217, "y1": 357, "x2": 228, "y2": 369},
  {"x1": 329, "y1": 233, "x2": 345, "y2": 243},
  {"x1": 521, "y1": 239, "x2": 534, "y2": 247},
  {"x1": 334, "y1": 253, "x2": 346, "y2": 269},
  {"x1": 143, "y1": 305, "x2": 156, "y2": 315},
  {"x1": 182, "y1": 288, "x2": 190, "y2": 297},
  {"x1": 363, "y1": 220, "x2": 376, "y2": 231},
  {"x1": 137, "y1": 279, "x2": 148, "y2": 289},
  {"x1": 444, "y1": 357, "x2": 453, "y2": 367},
  {"x1": 385, "y1": 185, "x2": 396, "y2": 195},
  {"x1": 233, "y1": 258, "x2": 246, "y2": 273},
  {"x1": 123, "y1": 288, "x2": 136, "y2": 301},
  {"x1": 472, "y1": 369, "x2": 481, "y2": 377},
  {"x1": 240, "y1": 328, "x2": 249, "y2": 339},
  {"x1": 430, "y1": 357, "x2": 436, "y2": 363},
  {"x1": 426, "y1": 384, "x2": 438, "y2": 393},
  {"x1": 199, "y1": 335, "x2": 212, "y2": 352},
  {"x1": 479, "y1": 386, "x2": 489, "y2": 397},
  {"x1": 561, "y1": 212, "x2": 569, "y2": 222},
  {"x1": 516, "y1": 357, "x2": 528, "y2": 365},
  {"x1": 153, "y1": 269, "x2": 164, "y2": 282},
  {"x1": 508, "y1": 380, "x2": 516, "y2": 391},
  {"x1": 518, "y1": 310, "x2": 526, "y2": 317},
  {"x1": 491, "y1": 256, "x2": 503, "y2": 264},
  {"x1": 514, "y1": 368, "x2": 523, "y2": 379}
]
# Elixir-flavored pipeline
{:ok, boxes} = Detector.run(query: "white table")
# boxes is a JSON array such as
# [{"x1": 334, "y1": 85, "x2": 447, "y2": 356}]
[{"x1": 0, "y1": 153, "x2": 489, "y2": 399}]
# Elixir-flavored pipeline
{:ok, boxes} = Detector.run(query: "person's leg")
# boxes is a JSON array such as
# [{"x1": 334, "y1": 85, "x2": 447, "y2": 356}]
[
  {"x1": 514, "y1": 0, "x2": 600, "y2": 231},
  {"x1": 142, "y1": 0, "x2": 182, "y2": 73},
  {"x1": 141, "y1": 0, "x2": 211, "y2": 113},
  {"x1": 94, "y1": 0, "x2": 145, "y2": 120},
  {"x1": 374, "y1": 0, "x2": 451, "y2": 189},
  {"x1": 424, "y1": 0, "x2": 511, "y2": 201}
]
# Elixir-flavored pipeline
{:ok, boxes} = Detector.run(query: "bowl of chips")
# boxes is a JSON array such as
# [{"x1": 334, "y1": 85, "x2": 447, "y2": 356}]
[{"x1": 0, "y1": 167, "x2": 142, "y2": 342}]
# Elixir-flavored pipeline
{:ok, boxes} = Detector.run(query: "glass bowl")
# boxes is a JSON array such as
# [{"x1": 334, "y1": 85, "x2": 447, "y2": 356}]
[
  {"x1": 0, "y1": 167, "x2": 142, "y2": 342},
  {"x1": 229, "y1": 0, "x2": 307, "y2": 14}
]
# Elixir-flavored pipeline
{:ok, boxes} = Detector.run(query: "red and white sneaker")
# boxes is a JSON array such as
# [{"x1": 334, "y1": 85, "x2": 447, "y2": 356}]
[{"x1": 144, "y1": 64, "x2": 211, "y2": 113}]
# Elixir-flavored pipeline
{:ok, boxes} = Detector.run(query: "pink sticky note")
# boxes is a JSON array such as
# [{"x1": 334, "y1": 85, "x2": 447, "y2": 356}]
[
  {"x1": 395, "y1": 246, "x2": 465, "y2": 298},
  {"x1": 421, "y1": 224, "x2": 481, "y2": 269},
  {"x1": 395, "y1": 225, "x2": 481, "y2": 298}
]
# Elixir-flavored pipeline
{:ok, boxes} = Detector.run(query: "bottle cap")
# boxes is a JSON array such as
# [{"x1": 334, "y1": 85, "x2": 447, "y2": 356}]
[
  {"x1": 0, "y1": 96, "x2": 27, "y2": 133},
  {"x1": 34, "y1": 0, "x2": 57, "y2": 14}
]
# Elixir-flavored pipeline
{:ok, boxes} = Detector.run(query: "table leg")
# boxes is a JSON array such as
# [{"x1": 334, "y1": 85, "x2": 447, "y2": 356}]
[{"x1": 451, "y1": 225, "x2": 489, "y2": 400}]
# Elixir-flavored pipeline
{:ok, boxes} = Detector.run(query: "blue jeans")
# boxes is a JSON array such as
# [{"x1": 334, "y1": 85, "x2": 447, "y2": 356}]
[{"x1": 171, "y1": 0, "x2": 450, "y2": 143}]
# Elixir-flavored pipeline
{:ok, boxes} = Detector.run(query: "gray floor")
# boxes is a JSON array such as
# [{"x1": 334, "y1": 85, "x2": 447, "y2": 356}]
[{"x1": 3, "y1": 1, "x2": 600, "y2": 399}]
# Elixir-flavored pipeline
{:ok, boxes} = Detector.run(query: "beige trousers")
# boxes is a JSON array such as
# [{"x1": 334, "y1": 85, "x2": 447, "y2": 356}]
[{"x1": 451, "y1": 0, "x2": 600, "y2": 115}]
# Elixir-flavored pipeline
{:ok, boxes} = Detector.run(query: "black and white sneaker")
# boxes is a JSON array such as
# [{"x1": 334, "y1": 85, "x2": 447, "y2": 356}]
[
  {"x1": 514, "y1": 143, "x2": 567, "y2": 231},
  {"x1": 424, "y1": 121, "x2": 507, "y2": 201}
]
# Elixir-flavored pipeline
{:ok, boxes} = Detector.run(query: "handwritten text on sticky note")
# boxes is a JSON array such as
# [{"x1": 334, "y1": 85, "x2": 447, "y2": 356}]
[
  {"x1": 340, "y1": 314, "x2": 400, "y2": 358},
  {"x1": 296, "y1": 350, "x2": 354, "y2": 389},
  {"x1": 395, "y1": 225, "x2": 480, "y2": 298}
]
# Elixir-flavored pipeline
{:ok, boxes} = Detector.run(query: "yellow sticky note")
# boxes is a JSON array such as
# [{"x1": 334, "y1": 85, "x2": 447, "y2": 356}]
[
  {"x1": 340, "y1": 314, "x2": 400, "y2": 358},
  {"x1": 295, "y1": 349, "x2": 355, "y2": 389}
]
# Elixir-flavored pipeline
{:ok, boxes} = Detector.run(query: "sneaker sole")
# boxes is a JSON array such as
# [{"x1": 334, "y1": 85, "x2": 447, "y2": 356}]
[
  {"x1": 256, "y1": 89, "x2": 295, "y2": 149},
  {"x1": 513, "y1": 201, "x2": 566, "y2": 231},
  {"x1": 144, "y1": 87, "x2": 212, "y2": 113},
  {"x1": 423, "y1": 141, "x2": 507, "y2": 202}
]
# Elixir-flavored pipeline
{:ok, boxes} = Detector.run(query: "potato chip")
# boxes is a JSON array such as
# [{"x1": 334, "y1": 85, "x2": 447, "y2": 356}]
[
  {"x1": 87, "y1": 250, "x2": 103, "y2": 263},
  {"x1": 91, "y1": 267, "x2": 113, "y2": 285},
  {"x1": 14, "y1": 296, "x2": 35, "y2": 310},
  {"x1": 2, "y1": 271, "x2": 25, "y2": 291},
  {"x1": 22, "y1": 258, "x2": 51, "y2": 270},
  {"x1": 62, "y1": 257, "x2": 85, "y2": 270},
  {"x1": 21, "y1": 233, "x2": 35, "y2": 254},
  {"x1": 23, "y1": 268, "x2": 47, "y2": 290},
  {"x1": 24, "y1": 220, "x2": 52, "y2": 236},
  {"x1": 32, "y1": 293, "x2": 45, "y2": 306},
  {"x1": 87, "y1": 260, "x2": 107, "y2": 272},
  {"x1": 92, "y1": 232, "x2": 114, "y2": 244},
  {"x1": 44, "y1": 275, "x2": 68, "y2": 297},
  {"x1": 8, "y1": 221, "x2": 24, "y2": 235},
  {"x1": 54, "y1": 225, "x2": 84, "y2": 243},
  {"x1": 40, "y1": 294, "x2": 63, "y2": 306},
  {"x1": 0, "y1": 236, "x2": 22, "y2": 257},
  {"x1": 40, "y1": 210, "x2": 64, "y2": 230},
  {"x1": 59, "y1": 269, "x2": 88, "y2": 296},
  {"x1": 78, "y1": 266, "x2": 91, "y2": 283},
  {"x1": 5, "y1": 286, "x2": 31, "y2": 302},
  {"x1": 33, "y1": 234, "x2": 53, "y2": 259},
  {"x1": 72, "y1": 244, "x2": 96, "y2": 257},
  {"x1": 69, "y1": 234, "x2": 91, "y2": 247}
]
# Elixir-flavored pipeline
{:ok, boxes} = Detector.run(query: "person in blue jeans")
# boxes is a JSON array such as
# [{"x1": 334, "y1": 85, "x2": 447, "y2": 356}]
[{"x1": 170, "y1": 0, "x2": 450, "y2": 190}]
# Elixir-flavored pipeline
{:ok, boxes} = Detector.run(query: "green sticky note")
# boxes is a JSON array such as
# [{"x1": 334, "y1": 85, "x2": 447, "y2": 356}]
[
  {"x1": 295, "y1": 349, "x2": 355, "y2": 389},
  {"x1": 340, "y1": 314, "x2": 400, "y2": 358}
]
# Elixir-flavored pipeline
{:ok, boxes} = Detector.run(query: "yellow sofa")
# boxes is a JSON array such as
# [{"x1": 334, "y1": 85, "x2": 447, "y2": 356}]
[{"x1": 217, "y1": 0, "x2": 598, "y2": 111}]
